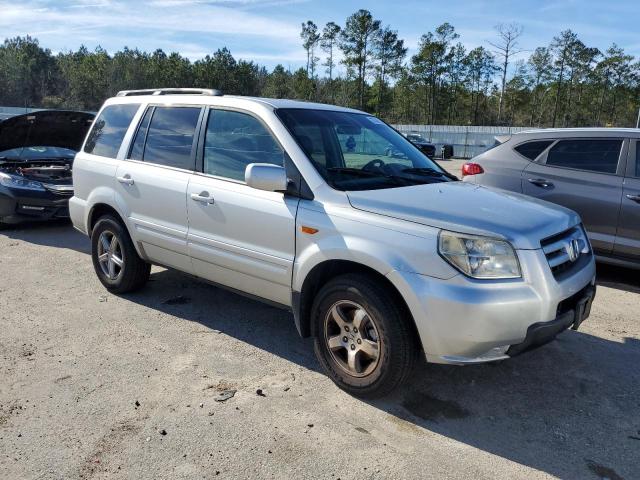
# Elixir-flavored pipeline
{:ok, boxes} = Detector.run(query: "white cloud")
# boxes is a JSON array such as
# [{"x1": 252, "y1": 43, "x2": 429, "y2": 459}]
[{"x1": 0, "y1": 0, "x2": 301, "y2": 41}]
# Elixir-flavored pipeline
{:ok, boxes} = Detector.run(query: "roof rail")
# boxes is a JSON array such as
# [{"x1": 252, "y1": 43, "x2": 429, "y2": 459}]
[{"x1": 116, "y1": 88, "x2": 223, "y2": 97}]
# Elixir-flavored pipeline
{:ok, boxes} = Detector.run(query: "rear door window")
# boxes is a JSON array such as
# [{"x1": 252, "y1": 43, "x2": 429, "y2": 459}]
[
  {"x1": 203, "y1": 109, "x2": 284, "y2": 181},
  {"x1": 84, "y1": 104, "x2": 140, "y2": 158},
  {"x1": 140, "y1": 106, "x2": 201, "y2": 170},
  {"x1": 128, "y1": 107, "x2": 153, "y2": 161},
  {"x1": 514, "y1": 140, "x2": 553, "y2": 160},
  {"x1": 545, "y1": 139, "x2": 622, "y2": 174}
]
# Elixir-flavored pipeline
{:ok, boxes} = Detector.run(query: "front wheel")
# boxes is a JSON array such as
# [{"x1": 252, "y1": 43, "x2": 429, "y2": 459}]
[
  {"x1": 91, "y1": 215, "x2": 150, "y2": 293},
  {"x1": 312, "y1": 274, "x2": 419, "y2": 398}
]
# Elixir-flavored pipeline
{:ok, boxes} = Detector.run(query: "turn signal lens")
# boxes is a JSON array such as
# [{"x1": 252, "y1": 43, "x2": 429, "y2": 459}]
[{"x1": 462, "y1": 163, "x2": 484, "y2": 177}]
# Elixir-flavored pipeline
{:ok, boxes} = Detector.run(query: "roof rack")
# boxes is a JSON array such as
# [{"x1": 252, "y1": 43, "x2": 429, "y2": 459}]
[{"x1": 116, "y1": 88, "x2": 223, "y2": 97}]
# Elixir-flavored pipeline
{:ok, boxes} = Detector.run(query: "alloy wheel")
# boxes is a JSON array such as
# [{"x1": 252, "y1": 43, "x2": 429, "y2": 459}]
[
  {"x1": 97, "y1": 230, "x2": 124, "y2": 281},
  {"x1": 324, "y1": 300, "x2": 381, "y2": 378}
]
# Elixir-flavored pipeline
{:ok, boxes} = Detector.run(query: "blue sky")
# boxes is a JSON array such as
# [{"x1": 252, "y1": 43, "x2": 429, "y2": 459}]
[{"x1": 1, "y1": 0, "x2": 638, "y2": 72}]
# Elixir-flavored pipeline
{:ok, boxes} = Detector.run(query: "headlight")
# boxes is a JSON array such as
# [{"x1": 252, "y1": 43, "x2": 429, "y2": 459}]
[
  {"x1": 438, "y1": 230, "x2": 521, "y2": 279},
  {"x1": 0, "y1": 172, "x2": 45, "y2": 191}
]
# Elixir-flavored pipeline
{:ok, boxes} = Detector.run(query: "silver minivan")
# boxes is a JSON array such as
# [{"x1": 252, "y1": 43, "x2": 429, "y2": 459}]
[{"x1": 463, "y1": 128, "x2": 640, "y2": 269}]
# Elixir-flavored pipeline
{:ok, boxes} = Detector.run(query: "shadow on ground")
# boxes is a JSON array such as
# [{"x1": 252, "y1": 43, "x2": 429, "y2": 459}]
[
  {"x1": 597, "y1": 262, "x2": 640, "y2": 294},
  {"x1": 5, "y1": 223, "x2": 640, "y2": 479},
  {"x1": 1, "y1": 219, "x2": 90, "y2": 254},
  {"x1": 125, "y1": 268, "x2": 640, "y2": 480}
]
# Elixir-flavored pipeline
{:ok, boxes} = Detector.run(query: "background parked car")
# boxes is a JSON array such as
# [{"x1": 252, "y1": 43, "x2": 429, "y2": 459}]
[
  {"x1": 0, "y1": 110, "x2": 95, "y2": 225},
  {"x1": 404, "y1": 133, "x2": 437, "y2": 158},
  {"x1": 462, "y1": 128, "x2": 640, "y2": 269}
]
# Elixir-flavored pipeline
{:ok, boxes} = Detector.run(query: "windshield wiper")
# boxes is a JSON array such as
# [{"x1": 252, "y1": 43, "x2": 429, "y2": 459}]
[
  {"x1": 402, "y1": 167, "x2": 457, "y2": 180},
  {"x1": 327, "y1": 167, "x2": 387, "y2": 177},
  {"x1": 327, "y1": 167, "x2": 411, "y2": 187}
]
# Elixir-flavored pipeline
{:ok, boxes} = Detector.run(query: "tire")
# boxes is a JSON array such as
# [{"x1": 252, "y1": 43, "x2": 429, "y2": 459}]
[
  {"x1": 312, "y1": 273, "x2": 419, "y2": 398},
  {"x1": 91, "y1": 215, "x2": 150, "y2": 293}
]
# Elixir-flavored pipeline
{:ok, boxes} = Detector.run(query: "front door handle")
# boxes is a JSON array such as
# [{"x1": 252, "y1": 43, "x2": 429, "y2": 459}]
[
  {"x1": 117, "y1": 175, "x2": 134, "y2": 185},
  {"x1": 626, "y1": 194, "x2": 640, "y2": 203},
  {"x1": 190, "y1": 192, "x2": 215, "y2": 205},
  {"x1": 528, "y1": 178, "x2": 553, "y2": 188}
]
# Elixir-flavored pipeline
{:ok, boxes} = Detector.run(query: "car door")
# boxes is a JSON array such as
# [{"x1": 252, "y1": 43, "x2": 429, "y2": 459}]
[
  {"x1": 614, "y1": 139, "x2": 640, "y2": 259},
  {"x1": 186, "y1": 107, "x2": 299, "y2": 306},
  {"x1": 115, "y1": 105, "x2": 203, "y2": 272},
  {"x1": 521, "y1": 137, "x2": 626, "y2": 254}
]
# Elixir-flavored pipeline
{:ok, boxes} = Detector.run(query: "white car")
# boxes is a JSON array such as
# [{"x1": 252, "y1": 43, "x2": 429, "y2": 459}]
[{"x1": 70, "y1": 89, "x2": 596, "y2": 397}]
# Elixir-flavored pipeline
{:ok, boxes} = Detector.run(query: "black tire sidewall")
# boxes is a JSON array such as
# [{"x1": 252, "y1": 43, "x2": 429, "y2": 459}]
[
  {"x1": 91, "y1": 216, "x2": 141, "y2": 292},
  {"x1": 312, "y1": 275, "x2": 417, "y2": 398}
]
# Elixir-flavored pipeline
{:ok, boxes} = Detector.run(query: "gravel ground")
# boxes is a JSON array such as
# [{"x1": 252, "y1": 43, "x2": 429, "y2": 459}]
[{"x1": 1, "y1": 198, "x2": 639, "y2": 479}]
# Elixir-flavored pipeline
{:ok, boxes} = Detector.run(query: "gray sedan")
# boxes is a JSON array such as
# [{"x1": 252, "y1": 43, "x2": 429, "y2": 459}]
[{"x1": 462, "y1": 128, "x2": 640, "y2": 269}]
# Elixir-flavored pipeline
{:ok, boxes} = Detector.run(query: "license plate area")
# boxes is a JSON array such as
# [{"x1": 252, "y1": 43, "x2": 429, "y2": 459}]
[{"x1": 572, "y1": 290, "x2": 594, "y2": 330}]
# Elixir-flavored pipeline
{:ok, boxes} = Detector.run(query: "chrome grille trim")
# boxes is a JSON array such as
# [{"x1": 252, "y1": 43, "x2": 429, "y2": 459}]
[
  {"x1": 42, "y1": 183, "x2": 74, "y2": 196},
  {"x1": 541, "y1": 226, "x2": 590, "y2": 278}
]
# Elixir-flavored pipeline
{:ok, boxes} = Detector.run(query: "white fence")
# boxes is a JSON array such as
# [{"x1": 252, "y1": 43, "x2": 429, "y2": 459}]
[{"x1": 394, "y1": 124, "x2": 531, "y2": 159}]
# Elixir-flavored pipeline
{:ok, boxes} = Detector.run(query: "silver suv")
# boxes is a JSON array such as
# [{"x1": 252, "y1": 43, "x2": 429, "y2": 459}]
[{"x1": 70, "y1": 89, "x2": 596, "y2": 397}]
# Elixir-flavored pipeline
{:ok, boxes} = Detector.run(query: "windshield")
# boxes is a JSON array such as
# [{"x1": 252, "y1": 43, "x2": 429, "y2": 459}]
[
  {"x1": 0, "y1": 146, "x2": 76, "y2": 161},
  {"x1": 276, "y1": 108, "x2": 454, "y2": 191}
]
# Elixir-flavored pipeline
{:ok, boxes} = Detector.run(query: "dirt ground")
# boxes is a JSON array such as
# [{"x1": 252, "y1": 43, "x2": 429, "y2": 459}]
[{"x1": 1, "y1": 187, "x2": 639, "y2": 479}]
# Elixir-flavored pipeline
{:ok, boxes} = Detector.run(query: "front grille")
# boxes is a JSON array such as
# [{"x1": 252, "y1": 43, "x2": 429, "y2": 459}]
[
  {"x1": 43, "y1": 184, "x2": 74, "y2": 196},
  {"x1": 541, "y1": 225, "x2": 591, "y2": 278}
]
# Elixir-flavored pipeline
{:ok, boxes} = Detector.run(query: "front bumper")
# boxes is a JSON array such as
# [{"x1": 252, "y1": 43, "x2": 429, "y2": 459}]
[
  {"x1": 0, "y1": 187, "x2": 72, "y2": 224},
  {"x1": 387, "y1": 247, "x2": 597, "y2": 364},
  {"x1": 506, "y1": 284, "x2": 595, "y2": 356}
]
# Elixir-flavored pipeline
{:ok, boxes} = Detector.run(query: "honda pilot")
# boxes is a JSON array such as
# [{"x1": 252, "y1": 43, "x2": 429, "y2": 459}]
[{"x1": 70, "y1": 89, "x2": 596, "y2": 397}]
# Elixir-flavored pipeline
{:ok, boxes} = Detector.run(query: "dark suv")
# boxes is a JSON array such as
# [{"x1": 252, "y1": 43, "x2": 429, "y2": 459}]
[{"x1": 405, "y1": 133, "x2": 436, "y2": 158}]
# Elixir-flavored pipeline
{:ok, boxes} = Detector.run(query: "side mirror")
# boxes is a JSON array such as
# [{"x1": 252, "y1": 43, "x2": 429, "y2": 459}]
[{"x1": 245, "y1": 163, "x2": 288, "y2": 192}]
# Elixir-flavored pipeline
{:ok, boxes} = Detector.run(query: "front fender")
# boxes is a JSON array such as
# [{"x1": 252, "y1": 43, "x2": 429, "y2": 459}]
[{"x1": 292, "y1": 204, "x2": 457, "y2": 292}]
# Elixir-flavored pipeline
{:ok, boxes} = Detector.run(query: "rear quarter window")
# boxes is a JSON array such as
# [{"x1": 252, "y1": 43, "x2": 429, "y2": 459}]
[
  {"x1": 84, "y1": 104, "x2": 140, "y2": 158},
  {"x1": 514, "y1": 140, "x2": 554, "y2": 160}
]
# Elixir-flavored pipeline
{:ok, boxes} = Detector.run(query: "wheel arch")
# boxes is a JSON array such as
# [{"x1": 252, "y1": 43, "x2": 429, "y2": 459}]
[
  {"x1": 292, "y1": 259, "x2": 419, "y2": 345},
  {"x1": 88, "y1": 202, "x2": 126, "y2": 236},
  {"x1": 86, "y1": 200, "x2": 147, "y2": 259}
]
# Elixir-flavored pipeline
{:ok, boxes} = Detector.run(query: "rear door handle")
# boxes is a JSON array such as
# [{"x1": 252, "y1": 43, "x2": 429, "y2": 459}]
[
  {"x1": 117, "y1": 175, "x2": 134, "y2": 185},
  {"x1": 626, "y1": 194, "x2": 640, "y2": 203},
  {"x1": 528, "y1": 178, "x2": 553, "y2": 188},
  {"x1": 190, "y1": 192, "x2": 215, "y2": 205}
]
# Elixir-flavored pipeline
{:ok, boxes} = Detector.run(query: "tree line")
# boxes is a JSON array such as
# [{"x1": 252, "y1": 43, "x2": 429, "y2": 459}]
[{"x1": 0, "y1": 9, "x2": 638, "y2": 127}]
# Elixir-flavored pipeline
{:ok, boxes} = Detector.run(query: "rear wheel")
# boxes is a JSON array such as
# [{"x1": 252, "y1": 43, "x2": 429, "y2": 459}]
[
  {"x1": 312, "y1": 274, "x2": 419, "y2": 398},
  {"x1": 91, "y1": 215, "x2": 150, "y2": 293}
]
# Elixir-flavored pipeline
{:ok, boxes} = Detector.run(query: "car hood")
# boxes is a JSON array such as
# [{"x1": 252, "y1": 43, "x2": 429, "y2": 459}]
[
  {"x1": 0, "y1": 110, "x2": 94, "y2": 154},
  {"x1": 346, "y1": 182, "x2": 581, "y2": 249}
]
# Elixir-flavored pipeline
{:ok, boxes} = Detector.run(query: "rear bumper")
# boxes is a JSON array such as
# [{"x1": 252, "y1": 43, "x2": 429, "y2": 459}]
[
  {"x1": 0, "y1": 187, "x2": 71, "y2": 224},
  {"x1": 68, "y1": 195, "x2": 89, "y2": 235}
]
